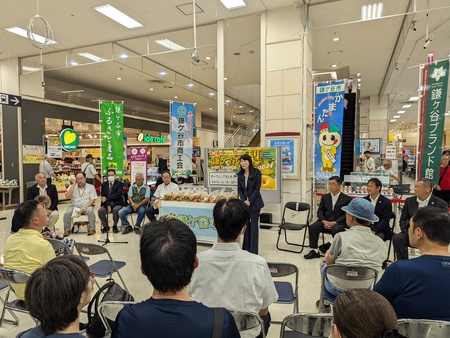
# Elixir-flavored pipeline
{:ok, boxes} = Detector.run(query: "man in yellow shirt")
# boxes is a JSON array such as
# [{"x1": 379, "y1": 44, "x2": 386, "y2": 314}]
[{"x1": 4, "y1": 200, "x2": 55, "y2": 300}]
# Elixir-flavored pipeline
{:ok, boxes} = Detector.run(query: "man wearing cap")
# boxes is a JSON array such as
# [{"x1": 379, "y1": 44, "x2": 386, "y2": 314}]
[
  {"x1": 319, "y1": 198, "x2": 386, "y2": 309},
  {"x1": 393, "y1": 178, "x2": 448, "y2": 260},
  {"x1": 81, "y1": 154, "x2": 101, "y2": 185},
  {"x1": 39, "y1": 155, "x2": 60, "y2": 186}
]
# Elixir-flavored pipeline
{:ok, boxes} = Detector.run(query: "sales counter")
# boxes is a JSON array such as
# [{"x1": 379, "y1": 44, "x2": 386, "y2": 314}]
[{"x1": 160, "y1": 200, "x2": 217, "y2": 244}]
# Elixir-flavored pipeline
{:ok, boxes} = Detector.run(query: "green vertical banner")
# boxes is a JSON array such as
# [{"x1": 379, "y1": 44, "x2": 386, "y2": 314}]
[
  {"x1": 420, "y1": 60, "x2": 449, "y2": 183},
  {"x1": 100, "y1": 102, "x2": 124, "y2": 176}
]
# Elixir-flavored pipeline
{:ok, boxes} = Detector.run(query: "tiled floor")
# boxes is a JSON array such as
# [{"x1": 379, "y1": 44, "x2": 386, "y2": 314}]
[{"x1": 0, "y1": 175, "x2": 417, "y2": 337}]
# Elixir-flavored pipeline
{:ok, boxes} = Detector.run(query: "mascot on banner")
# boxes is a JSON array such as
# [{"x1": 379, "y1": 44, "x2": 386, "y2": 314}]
[{"x1": 318, "y1": 122, "x2": 342, "y2": 172}]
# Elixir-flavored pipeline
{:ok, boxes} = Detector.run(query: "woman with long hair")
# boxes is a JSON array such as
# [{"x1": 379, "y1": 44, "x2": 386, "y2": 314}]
[{"x1": 237, "y1": 154, "x2": 264, "y2": 254}]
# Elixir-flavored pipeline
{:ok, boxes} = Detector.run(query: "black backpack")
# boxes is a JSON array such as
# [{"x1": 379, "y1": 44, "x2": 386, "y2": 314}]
[{"x1": 87, "y1": 279, "x2": 134, "y2": 338}]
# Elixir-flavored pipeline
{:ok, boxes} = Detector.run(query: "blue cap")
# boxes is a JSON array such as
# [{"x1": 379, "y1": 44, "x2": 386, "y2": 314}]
[{"x1": 341, "y1": 198, "x2": 379, "y2": 223}]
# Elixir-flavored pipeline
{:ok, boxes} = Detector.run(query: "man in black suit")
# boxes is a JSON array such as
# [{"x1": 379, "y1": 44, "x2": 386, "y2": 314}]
[
  {"x1": 304, "y1": 176, "x2": 352, "y2": 259},
  {"x1": 26, "y1": 172, "x2": 59, "y2": 231},
  {"x1": 98, "y1": 169, "x2": 124, "y2": 233},
  {"x1": 364, "y1": 178, "x2": 393, "y2": 240},
  {"x1": 393, "y1": 178, "x2": 448, "y2": 260}
]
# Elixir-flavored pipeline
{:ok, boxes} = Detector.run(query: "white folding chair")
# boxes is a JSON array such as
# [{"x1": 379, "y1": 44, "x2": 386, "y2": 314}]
[
  {"x1": 397, "y1": 319, "x2": 450, "y2": 338},
  {"x1": 98, "y1": 301, "x2": 136, "y2": 337},
  {"x1": 230, "y1": 311, "x2": 265, "y2": 338},
  {"x1": 280, "y1": 313, "x2": 333, "y2": 338}
]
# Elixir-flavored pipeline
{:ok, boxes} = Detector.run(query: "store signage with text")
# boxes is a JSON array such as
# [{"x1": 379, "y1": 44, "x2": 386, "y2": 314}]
[
  {"x1": 137, "y1": 133, "x2": 166, "y2": 143},
  {"x1": 60, "y1": 128, "x2": 79, "y2": 152}
]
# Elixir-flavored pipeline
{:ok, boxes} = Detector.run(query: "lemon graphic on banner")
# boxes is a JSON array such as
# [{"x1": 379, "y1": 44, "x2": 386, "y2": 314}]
[{"x1": 60, "y1": 128, "x2": 79, "y2": 151}]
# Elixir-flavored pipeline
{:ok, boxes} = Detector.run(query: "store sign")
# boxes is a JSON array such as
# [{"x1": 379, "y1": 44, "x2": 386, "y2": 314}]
[
  {"x1": 385, "y1": 144, "x2": 397, "y2": 160},
  {"x1": 60, "y1": 128, "x2": 79, "y2": 151},
  {"x1": 47, "y1": 136, "x2": 62, "y2": 158},
  {"x1": 418, "y1": 60, "x2": 449, "y2": 183},
  {"x1": 130, "y1": 147, "x2": 147, "y2": 182},
  {"x1": 137, "y1": 133, "x2": 166, "y2": 143}
]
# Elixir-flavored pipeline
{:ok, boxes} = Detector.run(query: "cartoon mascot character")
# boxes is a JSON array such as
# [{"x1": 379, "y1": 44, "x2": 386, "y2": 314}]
[{"x1": 318, "y1": 122, "x2": 342, "y2": 172}]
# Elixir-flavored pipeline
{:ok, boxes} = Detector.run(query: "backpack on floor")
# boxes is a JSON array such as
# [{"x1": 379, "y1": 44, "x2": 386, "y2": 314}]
[{"x1": 87, "y1": 279, "x2": 134, "y2": 338}]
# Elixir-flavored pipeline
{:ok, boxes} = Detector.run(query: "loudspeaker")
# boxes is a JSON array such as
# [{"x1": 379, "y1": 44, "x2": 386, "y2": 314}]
[{"x1": 260, "y1": 213, "x2": 272, "y2": 224}]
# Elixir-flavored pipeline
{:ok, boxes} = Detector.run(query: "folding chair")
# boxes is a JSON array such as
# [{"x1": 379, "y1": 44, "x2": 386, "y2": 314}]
[
  {"x1": 397, "y1": 319, "x2": 450, "y2": 338},
  {"x1": 318, "y1": 264, "x2": 378, "y2": 313},
  {"x1": 267, "y1": 262, "x2": 299, "y2": 323},
  {"x1": 230, "y1": 311, "x2": 265, "y2": 338},
  {"x1": 386, "y1": 211, "x2": 397, "y2": 260},
  {"x1": 98, "y1": 301, "x2": 136, "y2": 337},
  {"x1": 74, "y1": 243, "x2": 129, "y2": 293},
  {"x1": 280, "y1": 313, "x2": 333, "y2": 338},
  {"x1": 0, "y1": 280, "x2": 20, "y2": 325},
  {"x1": 72, "y1": 214, "x2": 89, "y2": 234},
  {"x1": 276, "y1": 202, "x2": 310, "y2": 253},
  {"x1": 0, "y1": 268, "x2": 38, "y2": 327}
]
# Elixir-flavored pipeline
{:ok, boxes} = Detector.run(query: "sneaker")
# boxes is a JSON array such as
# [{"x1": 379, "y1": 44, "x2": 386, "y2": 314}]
[
  {"x1": 63, "y1": 231, "x2": 71, "y2": 237},
  {"x1": 304, "y1": 250, "x2": 321, "y2": 259},
  {"x1": 319, "y1": 242, "x2": 331, "y2": 253},
  {"x1": 113, "y1": 226, "x2": 119, "y2": 233},
  {"x1": 134, "y1": 227, "x2": 141, "y2": 235},
  {"x1": 101, "y1": 226, "x2": 110, "y2": 233},
  {"x1": 87, "y1": 230, "x2": 96, "y2": 236},
  {"x1": 122, "y1": 226, "x2": 133, "y2": 235}
]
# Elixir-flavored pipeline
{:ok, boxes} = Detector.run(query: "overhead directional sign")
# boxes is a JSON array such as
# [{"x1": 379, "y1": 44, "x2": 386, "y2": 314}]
[{"x1": 0, "y1": 92, "x2": 22, "y2": 107}]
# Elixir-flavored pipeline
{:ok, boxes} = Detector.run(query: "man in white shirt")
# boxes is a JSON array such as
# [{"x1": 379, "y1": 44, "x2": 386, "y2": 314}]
[
  {"x1": 381, "y1": 160, "x2": 400, "y2": 185},
  {"x1": 363, "y1": 151, "x2": 375, "y2": 172},
  {"x1": 189, "y1": 198, "x2": 278, "y2": 338},
  {"x1": 81, "y1": 154, "x2": 101, "y2": 185},
  {"x1": 39, "y1": 155, "x2": 61, "y2": 186},
  {"x1": 63, "y1": 172, "x2": 97, "y2": 237},
  {"x1": 145, "y1": 171, "x2": 179, "y2": 222}
]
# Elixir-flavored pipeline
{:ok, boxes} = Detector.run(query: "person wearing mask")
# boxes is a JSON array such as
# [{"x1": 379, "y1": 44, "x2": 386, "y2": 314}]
[
  {"x1": 39, "y1": 155, "x2": 61, "y2": 186},
  {"x1": 26, "y1": 172, "x2": 59, "y2": 231},
  {"x1": 98, "y1": 169, "x2": 124, "y2": 233},
  {"x1": 145, "y1": 170, "x2": 179, "y2": 222},
  {"x1": 332, "y1": 289, "x2": 406, "y2": 338},
  {"x1": 63, "y1": 172, "x2": 97, "y2": 237},
  {"x1": 432, "y1": 153, "x2": 450, "y2": 206},
  {"x1": 81, "y1": 154, "x2": 101, "y2": 185},
  {"x1": 237, "y1": 154, "x2": 264, "y2": 254},
  {"x1": 393, "y1": 178, "x2": 448, "y2": 260},
  {"x1": 17, "y1": 255, "x2": 94, "y2": 338}
]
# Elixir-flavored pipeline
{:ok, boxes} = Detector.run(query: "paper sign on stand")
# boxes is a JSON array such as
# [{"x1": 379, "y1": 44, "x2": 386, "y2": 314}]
[{"x1": 130, "y1": 147, "x2": 147, "y2": 183}]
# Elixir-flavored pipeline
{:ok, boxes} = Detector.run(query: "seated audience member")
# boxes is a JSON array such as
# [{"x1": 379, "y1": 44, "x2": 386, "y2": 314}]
[
  {"x1": 63, "y1": 172, "x2": 97, "y2": 237},
  {"x1": 320, "y1": 198, "x2": 385, "y2": 307},
  {"x1": 4, "y1": 200, "x2": 55, "y2": 300},
  {"x1": 112, "y1": 218, "x2": 240, "y2": 338},
  {"x1": 98, "y1": 169, "x2": 124, "y2": 233},
  {"x1": 393, "y1": 178, "x2": 448, "y2": 260},
  {"x1": 363, "y1": 178, "x2": 393, "y2": 240},
  {"x1": 119, "y1": 172, "x2": 150, "y2": 235},
  {"x1": 17, "y1": 255, "x2": 94, "y2": 338},
  {"x1": 332, "y1": 289, "x2": 406, "y2": 338},
  {"x1": 190, "y1": 199, "x2": 278, "y2": 338},
  {"x1": 145, "y1": 170, "x2": 179, "y2": 222},
  {"x1": 305, "y1": 176, "x2": 352, "y2": 259},
  {"x1": 27, "y1": 172, "x2": 59, "y2": 231},
  {"x1": 374, "y1": 207, "x2": 450, "y2": 320}
]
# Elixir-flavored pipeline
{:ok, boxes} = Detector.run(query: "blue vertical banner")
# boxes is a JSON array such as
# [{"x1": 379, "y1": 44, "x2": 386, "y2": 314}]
[
  {"x1": 170, "y1": 101, "x2": 195, "y2": 176},
  {"x1": 314, "y1": 81, "x2": 345, "y2": 179}
]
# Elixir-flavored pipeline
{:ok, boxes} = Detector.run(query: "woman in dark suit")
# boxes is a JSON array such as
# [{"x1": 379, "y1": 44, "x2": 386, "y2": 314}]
[{"x1": 237, "y1": 154, "x2": 264, "y2": 254}]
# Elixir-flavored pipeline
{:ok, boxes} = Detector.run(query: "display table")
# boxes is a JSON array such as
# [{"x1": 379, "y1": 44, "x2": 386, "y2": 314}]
[
  {"x1": 160, "y1": 200, "x2": 216, "y2": 244},
  {"x1": 0, "y1": 186, "x2": 19, "y2": 210}
]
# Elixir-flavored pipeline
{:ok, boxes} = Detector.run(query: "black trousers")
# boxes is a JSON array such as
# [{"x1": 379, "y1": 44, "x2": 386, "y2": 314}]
[
  {"x1": 145, "y1": 206, "x2": 159, "y2": 221},
  {"x1": 243, "y1": 209, "x2": 260, "y2": 255},
  {"x1": 308, "y1": 220, "x2": 346, "y2": 249},
  {"x1": 393, "y1": 231, "x2": 409, "y2": 260}
]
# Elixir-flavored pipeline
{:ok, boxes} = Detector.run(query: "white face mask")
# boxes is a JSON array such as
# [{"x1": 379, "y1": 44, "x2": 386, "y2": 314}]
[{"x1": 107, "y1": 176, "x2": 116, "y2": 183}]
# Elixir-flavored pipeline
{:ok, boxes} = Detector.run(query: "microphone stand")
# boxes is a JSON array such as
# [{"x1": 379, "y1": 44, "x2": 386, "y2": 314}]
[{"x1": 98, "y1": 201, "x2": 128, "y2": 246}]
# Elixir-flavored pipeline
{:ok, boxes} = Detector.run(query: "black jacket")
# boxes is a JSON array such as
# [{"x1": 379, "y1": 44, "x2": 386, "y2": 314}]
[
  {"x1": 400, "y1": 195, "x2": 448, "y2": 232},
  {"x1": 317, "y1": 192, "x2": 352, "y2": 225},
  {"x1": 27, "y1": 184, "x2": 59, "y2": 211},
  {"x1": 237, "y1": 169, "x2": 264, "y2": 211},
  {"x1": 364, "y1": 194, "x2": 393, "y2": 239},
  {"x1": 100, "y1": 180, "x2": 124, "y2": 208}
]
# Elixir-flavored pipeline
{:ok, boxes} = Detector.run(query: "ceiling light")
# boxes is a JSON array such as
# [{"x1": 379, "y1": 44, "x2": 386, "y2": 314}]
[
  {"x1": 390, "y1": 119, "x2": 397, "y2": 122},
  {"x1": 155, "y1": 38, "x2": 185, "y2": 51},
  {"x1": 409, "y1": 96, "x2": 419, "y2": 101},
  {"x1": 397, "y1": 110, "x2": 405, "y2": 114},
  {"x1": 357, "y1": 78, "x2": 361, "y2": 82},
  {"x1": 116, "y1": 77, "x2": 122, "y2": 80},
  {"x1": 22, "y1": 66, "x2": 41, "y2": 72},
  {"x1": 220, "y1": 0, "x2": 246, "y2": 10},
  {"x1": 71, "y1": 61, "x2": 78, "y2": 66},
  {"x1": 209, "y1": 92, "x2": 214, "y2": 96},
  {"x1": 233, "y1": 115, "x2": 236, "y2": 118},
  {"x1": 149, "y1": 88, "x2": 154, "y2": 91},
  {"x1": 331, "y1": 64, "x2": 337, "y2": 68},
  {"x1": 174, "y1": 96, "x2": 178, "y2": 99},
  {"x1": 224, "y1": 77, "x2": 228, "y2": 80},
  {"x1": 205, "y1": 56, "x2": 211, "y2": 60},
  {"x1": 332, "y1": 37, "x2": 340, "y2": 42},
  {"x1": 78, "y1": 52, "x2": 106, "y2": 62},
  {"x1": 225, "y1": 99, "x2": 231, "y2": 103},
  {"x1": 188, "y1": 83, "x2": 194, "y2": 88},
  {"x1": 209, "y1": 108, "x2": 213, "y2": 110},
  {"x1": 94, "y1": 4, "x2": 143, "y2": 29},
  {"x1": 402, "y1": 104, "x2": 412, "y2": 108},
  {"x1": 238, "y1": 105, "x2": 243, "y2": 109},
  {"x1": 445, "y1": 112, "x2": 450, "y2": 116},
  {"x1": 393, "y1": 115, "x2": 400, "y2": 118},
  {"x1": 242, "y1": 118, "x2": 245, "y2": 120},
  {"x1": 120, "y1": 53, "x2": 128, "y2": 58},
  {"x1": 361, "y1": 2, "x2": 384, "y2": 21},
  {"x1": 5, "y1": 27, "x2": 58, "y2": 45},
  {"x1": 160, "y1": 70, "x2": 166, "y2": 76}
]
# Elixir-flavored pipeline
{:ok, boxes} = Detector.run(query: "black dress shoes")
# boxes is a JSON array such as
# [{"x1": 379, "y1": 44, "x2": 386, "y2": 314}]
[
  {"x1": 304, "y1": 250, "x2": 321, "y2": 259},
  {"x1": 113, "y1": 226, "x2": 119, "y2": 233},
  {"x1": 101, "y1": 226, "x2": 110, "y2": 233}
]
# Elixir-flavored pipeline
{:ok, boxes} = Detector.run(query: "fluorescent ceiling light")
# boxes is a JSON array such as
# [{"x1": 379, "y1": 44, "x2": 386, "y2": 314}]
[
  {"x1": 61, "y1": 90, "x2": 84, "y2": 94},
  {"x1": 362, "y1": 2, "x2": 384, "y2": 20},
  {"x1": 5, "y1": 27, "x2": 57, "y2": 45},
  {"x1": 332, "y1": 37, "x2": 340, "y2": 42},
  {"x1": 155, "y1": 39, "x2": 185, "y2": 51},
  {"x1": 78, "y1": 52, "x2": 107, "y2": 62},
  {"x1": 397, "y1": 110, "x2": 405, "y2": 114},
  {"x1": 331, "y1": 64, "x2": 337, "y2": 68},
  {"x1": 22, "y1": 66, "x2": 41, "y2": 72},
  {"x1": 94, "y1": 4, "x2": 143, "y2": 29},
  {"x1": 220, "y1": 0, "x2": 246, "y2": 10},
  {"x1": 390, "y1": 119, "x2": 397, "y2": 122},
  {"x1": 402, "y1": 104, "x2": 411, "y2": 108},
  {"x1": 393, "y1": 115, "x2": 400, "y2": 118},
  {"x1": 409, "y1": 96, "x2": 419, "y2": 101}
]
